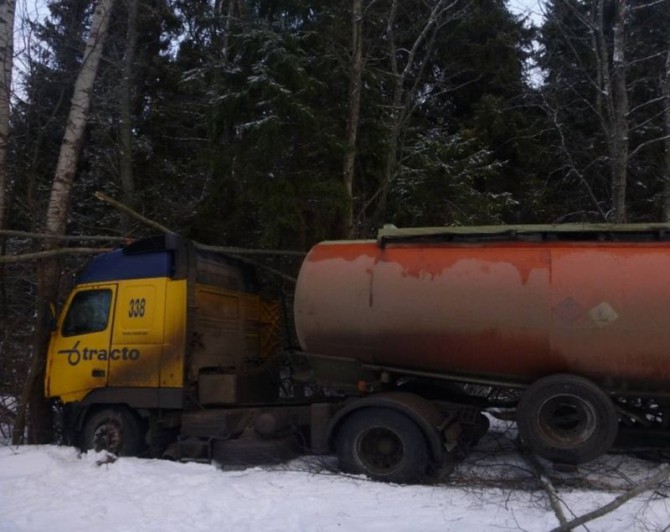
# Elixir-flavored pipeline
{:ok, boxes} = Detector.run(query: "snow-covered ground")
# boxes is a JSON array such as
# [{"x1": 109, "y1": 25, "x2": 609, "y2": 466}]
[{"x1": 2, "y1": 420, "x2": 669, "y2": 532}]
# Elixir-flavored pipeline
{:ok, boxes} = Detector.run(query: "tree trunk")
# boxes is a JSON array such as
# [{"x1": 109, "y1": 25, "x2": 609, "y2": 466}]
[
  {"x1": 0, "y1": 0, "x2": 15, "y2": 327},
  {"x1": 611, "y1": 0, "x2": 629, "y2": 223},
  {"x1": 220, "y1": 0, "x2": 239, "y2": 62},
  {"x1": 13, "y1": 0, "x2": 116, "y2": 445},
  {"x1": 591, "y1": 0, "x2": 629, "y2": 222},
  {"x1": 46, "y1": 0, "x2": 115, "y2": 236},
  {"x1": 594, "y1": 1, "x2": 613, "y2": 217},
  {"x1": 119, "y1": 0, "x2": 138, "y2": 234},
  {"x1": 0, "y1": 0, "x2": 15, "y2": 231},
  {"x1": 663, "y1": 46, "x2": 670, "y2": 221},
  {"x1": 589, "y1": 3, "x2": 604, "y2": 121},
  {"x1": 342, "y1": 0, "x2": 363, "y2": 238}
]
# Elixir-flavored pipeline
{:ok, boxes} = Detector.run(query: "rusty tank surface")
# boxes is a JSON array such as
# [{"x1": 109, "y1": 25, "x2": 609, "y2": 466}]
[{"x1": 294, "y1": 224, "x2": 670, "y2": 395}]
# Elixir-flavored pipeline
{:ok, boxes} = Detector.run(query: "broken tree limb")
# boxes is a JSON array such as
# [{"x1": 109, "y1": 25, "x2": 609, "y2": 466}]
[
  {"x1": 195, "y1": 242, "x2": 305, "y2": 257},
  {"x1": 94, "y1": 191, "x2": 172, "y2": 234},
  {"x1": 520, "y1": 446, "x2": 570, "y2": 528},
  {"x1": 94, "y1": 191, "x2": 301, "y2": 283},
  {"x1": 225, "y1": 253, "x2": 297, "y2": 284},
  {"x1": 550, "y1": 465, "x2": 670, "y2": 532},
  {"x1": 0, "y1": 247, "x2": 107, "y2": 263},
  {"x1": 94, "y1": 191, "x2": 305, "y2": 257},
  {"x1": 0, "y1": 229, "x2": 126, "y2": 243},
  {"x1": 0, "y1": 230, "x2": 123, "y2": 263},
  {"x1": 194, "y1": 244, "x2": 298, "y2": 284}
]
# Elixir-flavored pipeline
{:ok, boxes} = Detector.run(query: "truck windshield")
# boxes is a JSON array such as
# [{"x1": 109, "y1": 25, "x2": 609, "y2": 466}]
[{"x1": 62, "y1": 289, "x2": 112, "y2": 337}]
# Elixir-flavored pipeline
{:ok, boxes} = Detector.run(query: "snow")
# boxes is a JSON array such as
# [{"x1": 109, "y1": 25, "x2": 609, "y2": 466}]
[{"x1": 2, "y1": 421, "x2": 669, "y2": 532}]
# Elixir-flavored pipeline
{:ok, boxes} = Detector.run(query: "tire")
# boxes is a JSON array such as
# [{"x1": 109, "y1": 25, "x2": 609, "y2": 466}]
[
  {"x1": 336, "y1": 408, "x2": 429, "y2": 484},
  {"x1": 517, "y1": 374, "x2": 618, "y2": 464},
  {"x1": 81, "y1": 407, "x2": 144, "y2": 457}
]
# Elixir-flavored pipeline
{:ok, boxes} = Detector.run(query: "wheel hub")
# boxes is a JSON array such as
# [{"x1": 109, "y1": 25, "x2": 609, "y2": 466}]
[
  {"x1": 358, "y1": 427, "x2": 404, "y2": 474},
  {"x1": 538, "y1": 394, "x2": 597, "y2": 447},
  {"x1": 93, "y1": 420, "x2": 123, "y2": 454}
]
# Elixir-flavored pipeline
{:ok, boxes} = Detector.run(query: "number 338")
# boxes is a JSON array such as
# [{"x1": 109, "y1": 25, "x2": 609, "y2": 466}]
[{"x1": 129, "y1": 298, "x2": 146, "y2": 318}]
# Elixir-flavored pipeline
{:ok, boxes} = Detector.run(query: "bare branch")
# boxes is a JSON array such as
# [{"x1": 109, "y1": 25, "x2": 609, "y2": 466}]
[
  {"x1": 520, "y1": 446, "x2": 570, "y2": 528},
  {"x1": 195, "y1": 242, "x2": 305, "y2": 258},
  {"x1": 95, "y1": 192, "x2": 301, "y2": 283},
  {"x1": 0, "y1": 229, "x2": 126, "y2": 242},
  {"x1": 551, "y1": 465, "x2": 670, "y2": 532},
  {"x1": 94, "y1": 191, "x2": 305, "y2": 258},
  {"x1": 540, "y1": 92, "x2": 608, "y2": 220},
  {"x1": 629, "y1": 0, "x2": 670, "y2": 10},
  {"x1": 0, "y1": 247, "x2": 106, "y2": 263},
  {"x1": 629, "y1": 134, "x2": 670, "y2": 160},
  {"x1": 94, "y1": 191, "x2": 173, "y2": 234}
]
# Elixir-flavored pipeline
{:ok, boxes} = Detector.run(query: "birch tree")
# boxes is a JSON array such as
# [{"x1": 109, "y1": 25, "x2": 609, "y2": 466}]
[
  {"x1": 0, "y1": 0, "x2": 15, "y2": 231},
  {"x1": 609, "y1": 0, "x2": 629, "y2": 222},
  {"x1": 45, "y1": 0, "x2": 115, "y2": 237},
  {"x1": 14, "y1": 0, "x2": 116, "y2": 444},
  {"x1": 664, "y1": 38, "x2": 670, "y2": 220},
  {"x1": 539, "y1": 0, "x2": 670, "y2": 222}
]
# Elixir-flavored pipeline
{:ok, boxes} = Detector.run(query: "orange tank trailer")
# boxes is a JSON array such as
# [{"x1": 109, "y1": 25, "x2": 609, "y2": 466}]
[{"x1": 294, "y1": 225, "x2": 670, "y2": 396}]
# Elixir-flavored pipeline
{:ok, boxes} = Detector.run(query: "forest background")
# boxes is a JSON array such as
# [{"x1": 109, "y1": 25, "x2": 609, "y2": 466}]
[{"x1": 0, "y1": 0, "x2": 669, "y2": 443}]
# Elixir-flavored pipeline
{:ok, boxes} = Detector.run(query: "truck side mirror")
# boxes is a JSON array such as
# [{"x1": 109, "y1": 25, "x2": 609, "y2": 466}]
[{"x1": 47, "y1": 303, "x2": 57, "y2": 331}]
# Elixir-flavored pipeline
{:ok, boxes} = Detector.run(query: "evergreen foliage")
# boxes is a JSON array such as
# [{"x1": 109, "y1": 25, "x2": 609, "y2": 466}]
[
  {"x1": 7, "y1": 0, "x2": 670, "y2": 246},
  {"x1": 8, "y1": 0, "x2": 546, "y2": 248}
]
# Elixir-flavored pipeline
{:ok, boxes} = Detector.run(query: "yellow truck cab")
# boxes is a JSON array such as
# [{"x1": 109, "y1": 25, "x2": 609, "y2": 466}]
[{"x1": 46, "y1": 234, "x2": 281, "y2": 456}]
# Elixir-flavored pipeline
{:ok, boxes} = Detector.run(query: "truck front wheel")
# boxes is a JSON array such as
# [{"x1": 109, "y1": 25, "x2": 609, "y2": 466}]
[
  {"x1": 336, "y1": 408, "x2": 429, "y2": 484},
  {"x1": 517, "y1": 374, "x2": 618, "y2": 465},
  {"x1": 81, "y1": 407, "x2": 144, "y2": 457}
]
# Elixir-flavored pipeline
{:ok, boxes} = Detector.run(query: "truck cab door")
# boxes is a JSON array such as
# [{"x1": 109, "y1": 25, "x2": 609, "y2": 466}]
[
  {"x1": 108, "y1": 279, "x2": 167, "y2": 388},
  {"x1": 46, "y1": 285, "x2": 117, "y2": 402}
]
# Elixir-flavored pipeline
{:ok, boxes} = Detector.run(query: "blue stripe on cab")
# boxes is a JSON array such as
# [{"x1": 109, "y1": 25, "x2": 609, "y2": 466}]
[{"x1": 77, "y1": 249, "x2": 173, "y2": 284}]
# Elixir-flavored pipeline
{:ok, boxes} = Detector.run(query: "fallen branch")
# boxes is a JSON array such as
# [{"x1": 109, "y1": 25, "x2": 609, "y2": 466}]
[
  {"x1": 195, "y1": 242, "x2": 305, "y2": 257},
  {"x1": 0, "y1": 229, "x2": 126, "y2": 243},
  {"x1": 0, "y1": 247, "x2": 107, "y2": 263},
  {"x1": 95, "y1": 191, "x2": 305, "y2": 258},
  {"x1": 520, "y1": 446, "x2": 570, "y2": 527},
  {"x1": 550, "y1": 465, "x2": 670, "y2": 532},
  {"x1": 94, "y1": 191, "x2": 173, "y2": 234},
  {"x1": 95, "y1": 191, "x2": 302, "y2": 283}
]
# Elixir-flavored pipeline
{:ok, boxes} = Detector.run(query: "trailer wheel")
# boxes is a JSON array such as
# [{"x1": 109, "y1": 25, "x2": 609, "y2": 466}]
[
  {"x1": 82, "y1": 407, "x2": 144, "y2": 457},
  {"x1": 517, "y1": 374, "x2": 618, "y2": 464},
  {"x1": 336, "y1": 408, "x2": 429, "y2": 484}
]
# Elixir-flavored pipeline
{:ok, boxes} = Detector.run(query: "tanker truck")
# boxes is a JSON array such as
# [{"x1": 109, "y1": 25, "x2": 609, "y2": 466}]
[{"x1": 44, "y1": 224, "x2": 670, "y2": 483}]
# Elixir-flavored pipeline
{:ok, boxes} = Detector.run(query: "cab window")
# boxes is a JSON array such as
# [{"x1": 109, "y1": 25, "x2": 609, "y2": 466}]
[{"x1": 62, "y1": 289, "x2": 112, "y2": 336}]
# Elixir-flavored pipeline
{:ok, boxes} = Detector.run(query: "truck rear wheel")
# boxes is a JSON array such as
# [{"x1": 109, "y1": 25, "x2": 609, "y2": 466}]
[
  {"x1": 336, "y1": 408, "x2": 429, "y2": 484},
  {"x1": 82, "y1": 407, "x2": 144, "y2": 457},
  {"x1": 517, "y1": 374, "x2": 618, "y2": 464}
]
